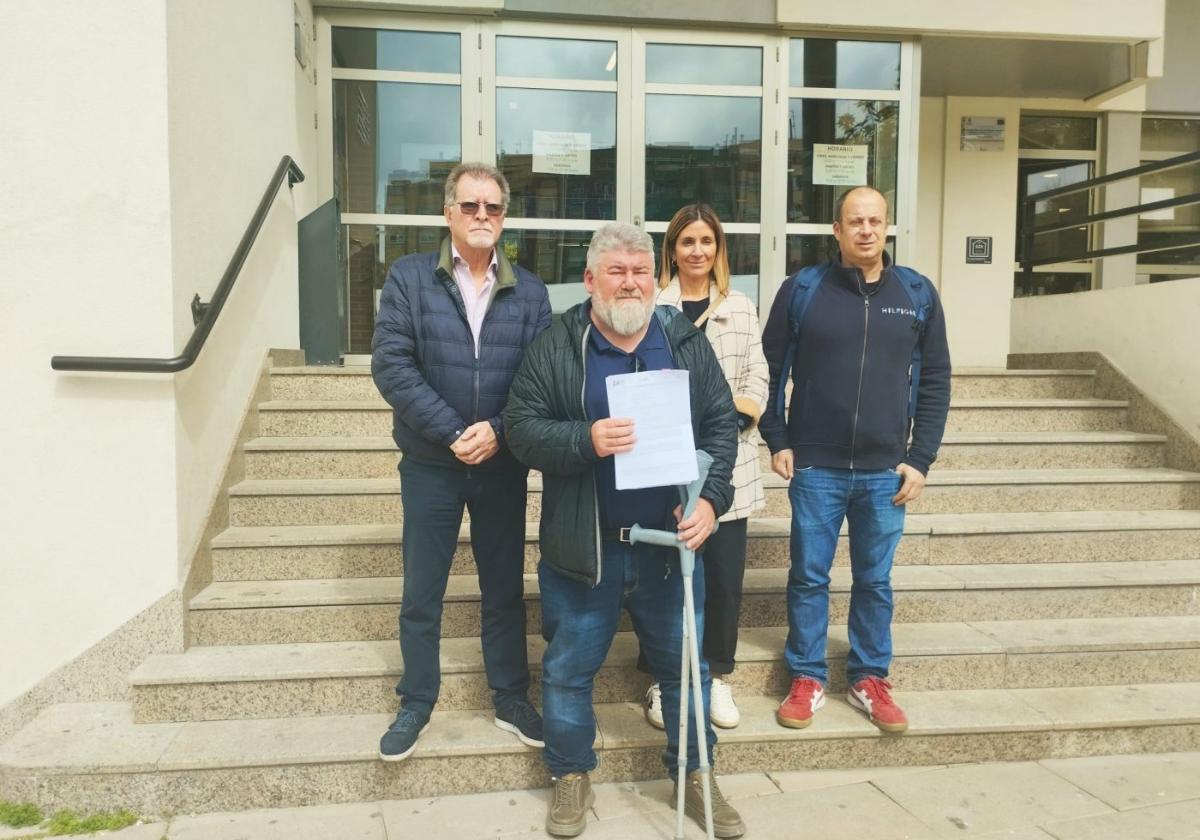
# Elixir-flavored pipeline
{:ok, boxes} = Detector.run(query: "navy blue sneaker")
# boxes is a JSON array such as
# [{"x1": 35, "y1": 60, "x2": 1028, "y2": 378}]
[
  {"x1": 379, "y1": 708, "x2": 429, "y2": 762},
  {"x1": 494, "y1": 699, "x2": 545, "y2": 748}
]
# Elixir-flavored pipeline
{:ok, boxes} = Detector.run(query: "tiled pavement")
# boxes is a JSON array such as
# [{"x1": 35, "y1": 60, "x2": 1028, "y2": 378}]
[{"x1": 10, "y1": 750, "x2": 1197, "y2": 839}]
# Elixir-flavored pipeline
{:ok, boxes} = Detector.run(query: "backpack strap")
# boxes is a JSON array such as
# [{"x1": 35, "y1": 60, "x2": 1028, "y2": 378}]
[
  {"x1": 891, "y1": 265, "x2": 934, "y2": 419},
  {"x1": 774, "y1": 262, "x2": 831, "y2": 419}
]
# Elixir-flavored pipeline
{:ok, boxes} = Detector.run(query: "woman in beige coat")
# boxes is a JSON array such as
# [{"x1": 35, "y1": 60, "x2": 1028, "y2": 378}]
[{"x1": 641, "y1": 203, "x2": 769, "y2": 730}]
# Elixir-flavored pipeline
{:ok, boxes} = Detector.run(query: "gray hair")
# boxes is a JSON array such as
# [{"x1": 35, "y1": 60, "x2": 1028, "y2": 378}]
[
  {"x1": 832, "y1": 185, "x2": 887, "y2": 224},
  {"x1": 444, "y1": 162, "x2": 511, "y2": 210},
  {"x1": 586, "y1": 222, "x2": 655, "y2": 274}
]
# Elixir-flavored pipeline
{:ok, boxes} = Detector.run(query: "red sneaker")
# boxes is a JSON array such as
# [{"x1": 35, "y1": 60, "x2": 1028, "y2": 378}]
[
  {"x1": 847, "y1": 677, "x2": 909, "y2": 733},
  {"x1": 776, "y1": 676, "x2": 825, "y2": 729}
]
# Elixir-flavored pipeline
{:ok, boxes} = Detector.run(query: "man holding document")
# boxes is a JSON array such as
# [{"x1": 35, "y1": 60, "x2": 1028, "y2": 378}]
[{"x1": 505, "y1": 222, "x2": 742, "y2": 838}]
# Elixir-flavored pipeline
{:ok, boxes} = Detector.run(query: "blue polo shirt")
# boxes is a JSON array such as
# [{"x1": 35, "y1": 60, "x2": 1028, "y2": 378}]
[{"x1": 585, "y1": 310, "x2": 679, "y2": 531}]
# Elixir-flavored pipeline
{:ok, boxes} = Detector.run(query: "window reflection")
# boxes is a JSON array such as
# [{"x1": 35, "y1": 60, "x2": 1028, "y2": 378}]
[
  {"x1": 332, "y1": 28, "x2": 459, "y2": 73},
  {"x1": 497, "y1": 36, "x2": 616, "y2": 81},
  {"x1": 496, "y1": 88, "x2": 617, "y2": 219},
  {"x1": 789, "y1": 39, "x2": 900, "y2": 90},
  {"x1": 645, "y1": 94, "x2": 761, "y2": 223},
  {"x1": 1017, "y1": 160, "x2": 1091, "y2": 264},
  {"x1": 787, "y1": 99, "x2": 898, "y2": 224},
  {"x1": 333, "y1": 81, "x2": 461, "y2": 215},
  {"x1": 498, "y1": 229, "x2": 593, "y2": 285},
  {"x1": 1018, "y1": 116, "x2": 1097, "y2": 151},
  {"x1": 343, "y1": 225, "x2": 446, "y2": 353},
  {"x1": 646, "y1": 44, "x2": 761, "y2": 86}
]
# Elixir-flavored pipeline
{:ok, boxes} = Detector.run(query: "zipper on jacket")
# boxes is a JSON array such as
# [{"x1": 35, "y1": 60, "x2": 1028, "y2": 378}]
[
  {"x1": 848, "y1": 286, "x2": 871, "y2": 469},
  {"x1": 580, "y1": 323, "x2": 603, "y2": 589}
]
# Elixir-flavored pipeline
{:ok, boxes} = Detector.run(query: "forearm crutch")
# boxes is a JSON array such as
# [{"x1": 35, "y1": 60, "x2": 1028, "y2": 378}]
[{"x1": 629, "y1": 450, "x2": 716, "y2": 840}]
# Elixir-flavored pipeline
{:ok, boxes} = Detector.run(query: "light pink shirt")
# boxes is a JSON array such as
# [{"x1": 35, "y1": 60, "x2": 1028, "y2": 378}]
[{"x1": 450, "y1": 244, "x2": 498, "y2": 358}]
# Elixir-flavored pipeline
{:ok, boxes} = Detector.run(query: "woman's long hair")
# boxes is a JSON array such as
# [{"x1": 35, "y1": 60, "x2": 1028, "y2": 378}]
[{"x1": 658, "y1": 203, "x2": 731, "y2": 295}]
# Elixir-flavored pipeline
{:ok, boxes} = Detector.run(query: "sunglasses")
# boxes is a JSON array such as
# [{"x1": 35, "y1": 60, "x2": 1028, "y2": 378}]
[{"x1": 452, "y1": 201, "x2": 505, "y2": 218}]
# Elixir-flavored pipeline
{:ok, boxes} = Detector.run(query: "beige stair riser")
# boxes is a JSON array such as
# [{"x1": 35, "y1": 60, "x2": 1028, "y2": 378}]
[
  {"x1": 268, "y1": 372, "x2": 1094, "y2": 404},
  {"x1": 211, "y1": 527, "x2": 1200, "y2": 581},
  {"x1": 950, "y1": 375, "x2": 1093, "y2": 399},
  {"x1": 244, "y1": 440, "x2": 1164, "y2": 480},
  {"x1": 227, "y1": 481, "x2": 1200, "y2": 526},
  {"x1": 13, "y1": 724, "x2": 1200, "y2": 816},
  {"x1": 132, "y1": 647, "x2": 1200, "y2": 724},
  {"x1": 257, "y1": 405, "x2": 1130, "y2": 438},
  {"x1": 189, "y1": 585, "x2": 1200, "y2": 646}
]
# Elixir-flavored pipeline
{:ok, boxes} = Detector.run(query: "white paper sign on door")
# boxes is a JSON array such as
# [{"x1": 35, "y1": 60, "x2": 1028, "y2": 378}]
[
  {"x1": 532, "y1": 130, "x2": 591, "y2": 176},
  {"x1": 812, "y1": 143, "x2": 868, "y2": 186}
]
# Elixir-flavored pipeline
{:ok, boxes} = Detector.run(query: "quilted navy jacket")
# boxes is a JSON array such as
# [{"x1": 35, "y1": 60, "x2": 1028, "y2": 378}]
[{"x1": 372, "y1": 237, "x2": 551, "y2": 472}]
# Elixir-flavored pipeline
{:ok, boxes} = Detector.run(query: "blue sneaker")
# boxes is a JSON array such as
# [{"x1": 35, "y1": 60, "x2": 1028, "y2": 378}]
[
  {"x1": 379, "y1": 708, "x2": 429, "y2": 762},
  {"x1": 494, "y1": 699, "x2": 545, "y2": 748}
]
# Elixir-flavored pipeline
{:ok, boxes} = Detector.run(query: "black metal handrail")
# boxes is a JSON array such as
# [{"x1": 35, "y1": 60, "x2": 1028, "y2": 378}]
[
  {"x1": 1019, "y1": 149, "x2": 1200, "y2": 281},
  {"x1": 51, "y1": 155, "x2": 305, "y2": 373}
]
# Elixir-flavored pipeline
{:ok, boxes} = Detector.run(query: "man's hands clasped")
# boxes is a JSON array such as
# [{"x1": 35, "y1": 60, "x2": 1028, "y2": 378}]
[{"x1": 450, "y1": 421, "x2": 499, "y2": 465}]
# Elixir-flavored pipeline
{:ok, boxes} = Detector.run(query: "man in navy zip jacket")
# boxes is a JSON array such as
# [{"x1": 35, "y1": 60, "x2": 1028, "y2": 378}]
[
  {"x1": 372, "y1": 162, "x2": 551, "y2": 762},
  {"x1": 760, "y1": 186, "x2": 951, "y2": 734}
]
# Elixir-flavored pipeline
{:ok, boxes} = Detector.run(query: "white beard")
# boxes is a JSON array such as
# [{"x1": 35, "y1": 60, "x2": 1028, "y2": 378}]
[{"x1": 593, "y1": 295, "x2": 653, "y2": 336}]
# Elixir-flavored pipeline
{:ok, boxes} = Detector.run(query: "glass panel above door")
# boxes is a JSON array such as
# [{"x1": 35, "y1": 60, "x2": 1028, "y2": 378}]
[
  {"x1": 645, "y1": 94, "x2": 762, "y2": 223},
  {"x1": 496, "y1": 87, "x2": 617, "y2": 219},
  {"x1": 497, "y1": 36, "x2": 617, "y2": 81},
  {"x1": 645, "y1": 43, "x2": 762, "y2": 86},
  {"x1": 333, "y1": 80, "x2": 461, "y2": 215},
  {"x1": 331, "y1": 27, "x2": 460, "y2": 73},
  {"x1": 789, "y1": 39, "x2": 900, "y2": 89}
]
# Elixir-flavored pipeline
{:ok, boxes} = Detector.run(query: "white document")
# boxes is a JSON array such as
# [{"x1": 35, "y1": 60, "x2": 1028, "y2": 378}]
[
  {"x1": 812, "y1": 143, "x2": 868, "y2": 185},
  {"x1": 532, "y1": 130, "x2": 591, "y2": 175},
  {"x1": 605, "y1": 369, "x2": 698, "y2": 491}
]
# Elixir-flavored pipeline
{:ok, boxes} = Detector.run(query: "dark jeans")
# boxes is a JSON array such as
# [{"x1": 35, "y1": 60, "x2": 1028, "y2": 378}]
[
  {"x1": 636, "y1": 518, "x2": 749, "y2": 676},
  {"x1": 785, "y1": 466, "x2": 905, "y2": 686},
  {"x1": 539, "y1": 541, "x2": 717, "y2": 778},
  {"x1": 395, "y1": 457, "x2": 531, "y2": 719}
]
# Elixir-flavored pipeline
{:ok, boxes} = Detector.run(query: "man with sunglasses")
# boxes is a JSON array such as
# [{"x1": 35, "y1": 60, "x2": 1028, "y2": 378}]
[{"x1": 373, "y1": 162, "x2": 552, "y2": 762}]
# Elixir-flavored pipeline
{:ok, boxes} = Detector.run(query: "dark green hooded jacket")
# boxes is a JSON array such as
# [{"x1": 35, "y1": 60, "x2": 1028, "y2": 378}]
[{"x1": 504, "y1": 302, "x2": 738, "y2": 586}]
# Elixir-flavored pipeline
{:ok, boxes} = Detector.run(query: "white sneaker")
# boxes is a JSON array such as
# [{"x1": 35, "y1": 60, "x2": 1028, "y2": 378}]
[
  {"x1": 644, "y1": 682, "x2": 665, "y2": 730},
  {"x1": 709, "y1": 677, "x2": 741, "y2": 729}
]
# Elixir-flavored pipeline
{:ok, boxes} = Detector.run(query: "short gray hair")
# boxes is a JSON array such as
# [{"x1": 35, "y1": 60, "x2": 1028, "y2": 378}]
[
  {"x1": 444, "y1": 162, "x2": 510, "y2": 209},
  {"x1": 586, "y1": 222, "x2": 655, "y2": 274}
]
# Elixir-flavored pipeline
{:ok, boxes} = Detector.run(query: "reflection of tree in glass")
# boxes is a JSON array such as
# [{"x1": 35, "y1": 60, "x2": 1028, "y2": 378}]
[{"x1": 836, "y1": 101, "x2": 898, "y2": 145}]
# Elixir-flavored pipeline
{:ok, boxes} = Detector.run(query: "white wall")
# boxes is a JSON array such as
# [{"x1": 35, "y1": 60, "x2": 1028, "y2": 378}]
[
  {"x1": 165, "y1": 0, "x2": 313, "y2": 577},
  {"x1": 0, "y1": 2, "x2": 180, "y2": 706},
  {"x1": 934, "y1": 97, "x2": 1023, "y2": 367},
  {"x1": 915, "y1": 97, "x2": 946, "y2": 290},
  {"x1": 778, "y1": 0, "x2": 1164, "y2": 41},
  {"x1": 1011, "y1": 278, "x2": 1200, "y2": 437}
]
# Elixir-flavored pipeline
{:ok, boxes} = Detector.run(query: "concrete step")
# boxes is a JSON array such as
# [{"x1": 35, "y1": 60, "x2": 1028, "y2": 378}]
[
  {"x1": 256, "y1": 398, "x2": 1131, "y2": 438},
  {"x1": 131, "y1": 616, "x2": 1200, "y2": 723},
  {"x1": 7, "y1": 684, "x2": 1200, "y2": 813},
  {"x1": 225, "y1": 468, "x2": 1200, "y2": 526},
  {"x1": 187, "y1": 558, "x2": 1200, "y2": 646},
  {"x1": 241, "y1": 430, "x2": 1167, "y2": 480},
  {"x1": 266, "y1": 366, "x2": 1097, "y2": 404},
  {"x1": 209, "y1": 509, "x2": 1200, "y2": 581}
]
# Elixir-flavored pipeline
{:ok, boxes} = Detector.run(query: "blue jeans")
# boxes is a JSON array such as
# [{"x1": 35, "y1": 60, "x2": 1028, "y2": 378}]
[
  {"x1": 396, "y1": 457, "x2": 531, "y2": 719},
  {"x1": 538, "y1": 541, "x2": 717, "y2": 777},
  {"x1": 785, "y1": 466, "x2": 906, "y2": 686}
]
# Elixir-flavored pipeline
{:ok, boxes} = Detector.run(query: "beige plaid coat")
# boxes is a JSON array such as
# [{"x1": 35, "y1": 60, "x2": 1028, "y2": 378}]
[{"x1": 657, "y1": 280, "x2": 769, "y2": 522}]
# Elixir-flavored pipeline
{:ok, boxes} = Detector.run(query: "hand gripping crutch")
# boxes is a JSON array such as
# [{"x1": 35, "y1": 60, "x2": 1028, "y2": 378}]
[{"x1": 628, "y1": 450, "x2": 716, "y2": 840}]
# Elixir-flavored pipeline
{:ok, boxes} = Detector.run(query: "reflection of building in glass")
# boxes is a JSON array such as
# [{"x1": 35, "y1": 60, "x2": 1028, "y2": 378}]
[
  {"x1": 644, "y1": 137, "x2": 762, "y2": 223},
  {"x1": 383, "y1": 159, "x2": 458, "y2": 216},
  {"x1": 497, "y1": 147, "x2": 617, "y2": 220}
]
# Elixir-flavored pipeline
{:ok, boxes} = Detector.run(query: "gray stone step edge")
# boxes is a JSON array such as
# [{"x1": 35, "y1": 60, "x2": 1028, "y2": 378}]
[
  {"x1": 187, "y1": 558, "x2": 1200, "y2": 610},
  {"x1": 255, "y1": 398, "x2": 1130, "y2": 411},
  {"x1": 130, "y1": 616, "x2": 1200, "y2": 686},
  {"x1": 4, "y1": 682, "x2": 1200, "y2": 777},
  {"x1": 209, "y1": 509, "x2": 1200, "y2": 550}
]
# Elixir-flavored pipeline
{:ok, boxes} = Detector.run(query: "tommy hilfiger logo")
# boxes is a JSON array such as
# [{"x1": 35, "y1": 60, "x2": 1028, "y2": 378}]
[{"x1": 881, "y1": 307, "x2": 916, "y2": 317}]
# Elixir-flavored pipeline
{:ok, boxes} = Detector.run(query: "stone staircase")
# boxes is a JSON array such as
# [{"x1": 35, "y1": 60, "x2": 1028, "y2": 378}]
[{"x1": 4, "y1": 366, "x2": 1200, "y2": 816}]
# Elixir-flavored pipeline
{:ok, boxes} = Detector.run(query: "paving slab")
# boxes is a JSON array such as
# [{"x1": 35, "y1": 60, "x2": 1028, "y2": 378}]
[
  {"x1": 1039, "y1": 751, "x2": 1200, "y2": 811},
  {"x1": 379, "y1": 787, "x2": 552, "y2": 838},
  {"x1": 588, "y1": 772, "x2": 779, "y2": 820},
  {"x1": 1040, "y1": 797, "x2": 1200, "y2": 840},
  {"x1": 870, "y1": 761, "x2": 1113, "y2": 837},
  {"x1": 725, "y1": 780, "x2": 943, "y2": 839},
  {"x1": 166, "y1": 801, "x2": 387, "y2": 839}
]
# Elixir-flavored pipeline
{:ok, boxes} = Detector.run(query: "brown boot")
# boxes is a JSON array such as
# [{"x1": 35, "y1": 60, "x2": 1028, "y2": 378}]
[
  {"x1": 546, "y1": 772, "x2": 593, "y2": 837},
  {"x1": 674, "y1": 771, "x2": 746, "y2": 838}
]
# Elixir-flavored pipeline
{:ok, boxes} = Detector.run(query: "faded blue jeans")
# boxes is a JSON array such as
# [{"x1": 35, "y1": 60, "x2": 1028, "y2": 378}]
[
  {"x1": 784, "y1": 466, "x2": 906, "y2": 686},
  {"x1": 538, "y1": 540, "x2": 717, "y2": 777}
]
